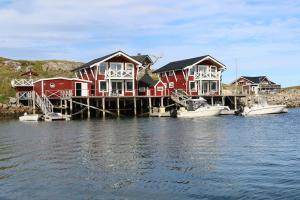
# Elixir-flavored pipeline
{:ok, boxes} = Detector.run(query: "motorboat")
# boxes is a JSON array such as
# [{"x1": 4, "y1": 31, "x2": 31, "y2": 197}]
[
  {"x1": 175, "y1": 98, "x2": 224, "y2": 118},
  {"x1": 242, "y1": 104, "x2": 287, "y2": 116},
  {"x1": 241, "y1": 96, "x2": 287, "y2": 116},
  {"x1": 19, "y1": 113, "x2": 41, "y2": 121}
]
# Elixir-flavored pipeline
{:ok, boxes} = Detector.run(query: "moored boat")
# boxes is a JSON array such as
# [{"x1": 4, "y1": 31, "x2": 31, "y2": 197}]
[
  {"x1": 242, "y1": 104, "x2": 287, "y2": 116},
  {"x1": 19, "y1": 113, "x2": 41, "y2": 121}
]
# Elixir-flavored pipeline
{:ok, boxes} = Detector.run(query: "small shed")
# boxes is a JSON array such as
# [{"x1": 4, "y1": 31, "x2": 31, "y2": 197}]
[{"x1": 138, "y1": 74, "x2": 166, "y2": 96}]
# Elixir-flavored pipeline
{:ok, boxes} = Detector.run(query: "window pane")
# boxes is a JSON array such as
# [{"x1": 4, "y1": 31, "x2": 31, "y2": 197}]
[
  {"x1": 126, "y1": 82, "x2": 133, "y2": 91},
  {"x1": 126, "y1": 63, "x2": 134, "y2": 70},
  {"x1": 190, "y1": 82, "x2": 196, "y2": 91},
  {"x1": 100, "y1": 82, "x2": 106, "y2": 91},
  {"x1": 211, "y1": 82, "x2": 217, "y2": 91},
  {"x1": 190, "y1": 67, "x2": 195, "y2": 75},
  {"x1": 99, "y1": 63, "x2": 106, "y2": 74}
]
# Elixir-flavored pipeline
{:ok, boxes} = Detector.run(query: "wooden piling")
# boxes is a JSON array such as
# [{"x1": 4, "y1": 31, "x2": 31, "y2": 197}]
[
  {"x1": 117, "y1": 97, "x2": 120, "y2": 117},
  {"x1": 102, "y1": 97, "x2": 106, "y2": 118},
  {"x1": 87, "y1": 98, "x2": 90, "y2": 119},
  {"x1": 134, "y1": 97, "x2": 137, "y2": 116}
]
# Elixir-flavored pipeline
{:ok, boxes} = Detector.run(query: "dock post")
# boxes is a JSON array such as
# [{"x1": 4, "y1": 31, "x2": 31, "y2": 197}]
[
  {"x1": 211, "y1": 96, "x2": 214, "y2": 106},
  {"x1": 64, "y1": 100, "x2": 67, "y2": 116},
  {"x1": 134, "y1": 97, "x2": 137, "y2": 116},
  {"x1": 32, "y1": 92, "x2": 36, "y2": 114},
  {"x1": 80, "y1": 99, "x2": 84, "y2": 119},
  {"x1": 87, "y1": 98, "x2": 90, "y2": 119},
  {"x1": 234, "y1": 96, "x2": 237, "y2": 110},
  {"x1": 70, "y1": 98, "x2": 73, "y2": 115},
  {"x1": 149, "y1": 97, "x2": 152, "y2": 113},
  {"x1": 102, "y1": 98, "x2": 106, "y2": 118},
  {"x1": 96, "y1": 99, "x2": 99, "y2": 118},
  {"x1": 117, "y1": 97, "x2": 120, "y2": 117},
  {"x1": 140, "y1": 98, "x2": 143, "y2": 113},
  {"x1": 160, "y1": 97, "x2": 164, "y2": 107},
  {"x1": 222, "y1": 96, "x2": 225, "y2": 106}
]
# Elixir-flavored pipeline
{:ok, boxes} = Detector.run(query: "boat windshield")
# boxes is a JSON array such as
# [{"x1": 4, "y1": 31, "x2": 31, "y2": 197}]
[{"x1": 186, "y1": 98, "x2": 208, "y2": 111}]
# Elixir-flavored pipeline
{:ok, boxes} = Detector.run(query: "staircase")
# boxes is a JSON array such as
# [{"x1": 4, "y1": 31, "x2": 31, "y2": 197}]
[
  {"x1": 34, "y1": 92, "x2": 53, "y2": 114},
  {"x1": 170, "y1": 89, "x2": 191, "y2": 108}
]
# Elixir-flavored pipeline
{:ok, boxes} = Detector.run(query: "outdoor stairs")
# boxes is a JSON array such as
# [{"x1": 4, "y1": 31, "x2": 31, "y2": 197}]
[
  {"x1": 170, "y1": 89, "x2": 191, "y2": 108},
  {"x1": 34, "y1": 92, "x2": 54, "y2": 114}
]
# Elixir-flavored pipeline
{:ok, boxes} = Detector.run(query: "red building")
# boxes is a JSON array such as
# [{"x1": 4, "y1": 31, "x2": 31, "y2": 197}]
[
  {"x1": 34, "y1": 77, "x2": 92, "y2": 98},
  {"x1": 154, "y1": 55, "x2": 226, "y2": 96},
  {"x1": 72, "y1": 51, "x2": 159, "y2": 97}
]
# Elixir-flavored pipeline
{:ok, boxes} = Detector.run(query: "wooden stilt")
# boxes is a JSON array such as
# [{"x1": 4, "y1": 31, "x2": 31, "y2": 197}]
[
  {"x1": 70, "y1": 98, "x2": 73, "y2": 115},
  {"x1": 96, "y1": 99, "x2": 99, "y2": 117},
  {"x1": 141, "y1": 98, "x2": 143, "y2": 113},
  {"x1": 234, "y1": 96, "x2": 237, "y2": 110},
  {"x1": 87, "y1": 98, "x2": 90, "y2": 119},
  {"x1": 117, "y1": 97, "x2": 120, "y2": 117},
  {"x1": 211, "y1": 96, "x2": 214, "y2": 106},
  {"x1": 134, "y1": 97, "x2": 137, "y2": 116},
  {"x1": 102, "y1": 98, "x2": 106, "y2": 118},
  {"x1": 222, "y1": 96, "x2": 225, "y2": 106},
  {"x1": 64, "y1": 100, "x2": 67, "y2": 115},
  {"x1": 149, "y1": 97, "x2": 152, "y2": 113},
  {"x1": 32, "y1": 92, "x2": 36, "y2": 114},
  {"x1": 161, "y1": 97, "x2": 164, "y2": 107},
  {"x1": 81, "y1": 99, "x2": 84, "y2": 119},
  {"x1": 60, "y1": 99, "x2": 63, "y2": 114}
]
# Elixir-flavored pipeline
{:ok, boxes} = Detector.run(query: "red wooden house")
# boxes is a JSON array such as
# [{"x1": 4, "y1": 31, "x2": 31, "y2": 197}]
[
  {"x1": 71, "y1": 51, "x2": 162, "y2": 97},
  {"x1": 138, "y1": 74, "x2": 167, "y2": 96},
  {"x1": 154, "y1": 55, "x2": 226, "y2": 96},
  {"x1": 34, "y1": 77, "x2": 92, "y2": 98}
]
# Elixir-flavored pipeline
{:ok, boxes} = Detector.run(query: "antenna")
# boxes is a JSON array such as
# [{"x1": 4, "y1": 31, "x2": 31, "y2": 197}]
[{"x1": 235, "y1": 58, "x2": 238, "y2": 94}]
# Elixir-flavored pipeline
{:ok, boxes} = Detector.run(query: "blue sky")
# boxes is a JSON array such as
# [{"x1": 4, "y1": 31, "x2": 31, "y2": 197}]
[{"x1": 0, "y1": 0, "x2": 299, "y2": 86}]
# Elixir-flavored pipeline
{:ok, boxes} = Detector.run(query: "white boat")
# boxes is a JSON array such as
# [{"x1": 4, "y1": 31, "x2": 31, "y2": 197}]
[
  {"x1": 177, "y1": 106, "x2": 223, "y2": 117},
  {"x1": 242, "y1": 104, "x2": 287, "y2": 116},
  {"x1": 176, "y1": 98, "x2": 224, "y2": 118},
  {"x1": 19, "y1": 113, "x2": 41, "y2": 121}
]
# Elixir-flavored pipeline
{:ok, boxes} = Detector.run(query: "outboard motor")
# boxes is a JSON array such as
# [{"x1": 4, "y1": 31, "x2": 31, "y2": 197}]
[{"x1": 170, "y1": 108, "x2": 178, "y2": 118}]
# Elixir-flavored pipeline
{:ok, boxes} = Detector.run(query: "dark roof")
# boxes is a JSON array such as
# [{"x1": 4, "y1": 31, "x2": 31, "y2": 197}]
[
  {"x1": 242, "y1": 76, "x2": 267, "y2": 84},
  {"x1": 131, "y1": 55, "x2": 153, "y2": 65},
  {"x1": 138, "y1": 74, "x2": 158, "y2": 87},
  {"x1": 154, "y1": 55, "x2": 208, "y2": 73},
  {"x1": 72, "y1": 51, "x2": 143, "y2": 72}
]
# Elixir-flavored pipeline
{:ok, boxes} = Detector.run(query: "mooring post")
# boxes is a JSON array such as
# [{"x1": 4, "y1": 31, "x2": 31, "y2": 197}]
[
  {"x1": 102, "y1": 97, "x2": 106, "y2": 118},
  {"x1": 32, "y1": 92, "x2": 36, "y2": 114},
  {"x1": 117, "y1": 97, "x2": 120, "y2": 117},
  {"x1": 134, "y1": 97, "x2": 137, "y2": 116},
  {"x1": 149, "y1": 97, "x2": 152, "y2": 113},
  {"x1": 234, "y1": 96, "x2": 237, "y2": 110},
  {"x1": 70, "y1": 98, "x2": 73, "y2": 115},
  {"x1": 222, "y1": 96, "x2": 225, "y2": 106},
  {"x1": 87, "y1": 98, "x2": 90, "y2": 119}
]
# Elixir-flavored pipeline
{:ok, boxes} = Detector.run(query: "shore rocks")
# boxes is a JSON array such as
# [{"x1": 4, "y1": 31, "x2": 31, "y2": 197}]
[
  {"x1": 241, "y1": 92, "x2": 300, "y2": 108},
  {"x1": 0, "y1": 104, "x2": 34, "y2": 119}
]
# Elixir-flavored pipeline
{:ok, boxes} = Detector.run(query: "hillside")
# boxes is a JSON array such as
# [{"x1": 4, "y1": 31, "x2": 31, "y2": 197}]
[{"x1": 0, "y1": 57, "x2": 83, "y2": 103}]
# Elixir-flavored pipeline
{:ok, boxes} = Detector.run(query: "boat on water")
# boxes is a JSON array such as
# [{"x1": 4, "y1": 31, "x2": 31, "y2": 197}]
[
  {"x1": 175, "y1": 98, "x2": 226, "y2": 118},
  {"x1": 241, "y1": 96, "x2": 287, "y2": 116},
  {"x1": 19, "y1": 113, "x2": 41, "y2": 121}
]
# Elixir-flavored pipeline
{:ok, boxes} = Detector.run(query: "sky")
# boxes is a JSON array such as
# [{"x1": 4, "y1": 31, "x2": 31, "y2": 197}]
[{"x1": 0, "y1": 0, "x2": 299, "y2": 86}]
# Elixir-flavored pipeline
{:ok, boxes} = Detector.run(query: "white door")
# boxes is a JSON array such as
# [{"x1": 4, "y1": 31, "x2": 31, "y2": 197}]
[{"x1": 81, "y1": 82, "x2": 88, "y2": 96}]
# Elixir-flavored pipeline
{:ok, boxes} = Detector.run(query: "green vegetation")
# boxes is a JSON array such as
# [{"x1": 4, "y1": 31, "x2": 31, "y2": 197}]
[{"x1": 0, "y1": 58, "x2": 80, "y2": 103}]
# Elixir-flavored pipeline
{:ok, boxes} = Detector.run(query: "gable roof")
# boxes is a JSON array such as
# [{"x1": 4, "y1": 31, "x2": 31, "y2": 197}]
[
  {"x1": 72, "y1": 51, "x2": 142, "y2": 72},
  {"x1": 154, "y1": 55, "x2": 226, "y2": 73},
  {"x1": 242, "y1": 76, "x2": 267, "y2": 84},
  {"x1": 131, "y1": 55, "x2": 153, "y2": 65},
  {"x1": 138, "y1": 74, "x2": 159, "y2": 87}
]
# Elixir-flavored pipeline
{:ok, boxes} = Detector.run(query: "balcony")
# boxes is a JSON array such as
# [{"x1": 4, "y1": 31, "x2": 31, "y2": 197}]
[
  {"x1": 105, "y1": 69, "x2": 134, "y2": 79},
  {"x1": 11, "y1": 79, "x2": 34, "y2": 88},
  {"x1": 194, "y1": 71, "x2": 220, "y2": 80}
]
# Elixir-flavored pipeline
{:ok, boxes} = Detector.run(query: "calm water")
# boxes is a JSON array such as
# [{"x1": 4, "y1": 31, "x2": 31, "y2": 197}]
[{"x1": 0, "y1": 109, "x2": 300, "y2": 200}]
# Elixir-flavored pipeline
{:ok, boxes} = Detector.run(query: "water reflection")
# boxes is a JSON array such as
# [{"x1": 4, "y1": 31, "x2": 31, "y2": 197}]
[{"x1": 0, "y1": 109, "x2": 300, "y2": 199}]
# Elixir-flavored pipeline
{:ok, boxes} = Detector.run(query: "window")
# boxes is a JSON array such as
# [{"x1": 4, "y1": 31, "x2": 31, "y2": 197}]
[
  {"x1": 139, "y1": 87, "x2": 146, "y2": 92},
  {"x1": 110, "y1": 63, "x2": 123, "y2": 71},
  {"x1": 210, "y1": 81, "x2": 217, "y2": 92},
  {"x1": 125, "y1": 81, "x2": 133, "y2": 91},
  {"x1": 189, "y1": 67, "x2": 195, "y2": 75},
  {"x1": 50, "y1": 83, "x2": 55, "y2": 88},
  {"x1": 99, "y1": 81, "x2": 107, "y2": 91},
  {"x1": 169, "y1": 82, "x2": 174, "y2": 88},
  {"x1": 126, "y1": 63, "x2": 134, "y2": 71},
  {"x1": 189, "y1": 81, "x2": 197, "y2": 92},
  {"x1": 157, "y1": 87, "x2": 163, "y2": 91},
  {"x1": 161, "y1": 73, "x2": 165, "y2": 77},
  {"x1": 210, "y1": 66, "x2": 216, "y2": 73},
  {"x1": 169, "y1": 71, "x2": 174, "y2": 76},
  {"x1": 198, "y1": 65, "x2": 208, "y2": 73},
  {"x1": 99, "y1": 63, "x2": 107, "y2": 74}
]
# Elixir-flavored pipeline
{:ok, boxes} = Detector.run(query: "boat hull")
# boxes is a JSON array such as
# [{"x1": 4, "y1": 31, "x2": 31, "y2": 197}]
[
  {"x1": 177, "y1": 107, "x2": 222, "y2": 118},
  {"x1": 242, "y1": 105, "x2": 287, "y2": 116},
  {"x1": 19, "y1": 114, "x2": 41, "y2": 121}
]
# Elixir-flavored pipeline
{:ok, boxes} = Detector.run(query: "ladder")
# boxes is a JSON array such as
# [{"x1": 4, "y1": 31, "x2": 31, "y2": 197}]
[
  {"x1": 34, "y1": 92, "x2": 54, "y2": 114},
  {"x1": 170, "y1": 89, "x2": 192, "y2": 108}
]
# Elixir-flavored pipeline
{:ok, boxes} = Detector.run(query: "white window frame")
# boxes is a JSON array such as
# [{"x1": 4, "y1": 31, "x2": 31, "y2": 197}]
[
  {"x1": 110, "y1": 62, "x2": 123, "y2": 71},
  {"x1": 210, "y1": 81, "x2": 217, "y2": 92},
  {"x1": 198, "y1": 65, "x2": 208, "y2": 73},
  {"x1": 99, "y1": 62, "x2": 107, "y2": 75},
  {"x1": 125, "y1": 80, "x2": 133, "y2": 92},
  {"x1": 157, "y1": 86, "x2": 163, "y2": 91},
  {"x1": 139, "y1": 87, "x2": 146, "y2": 92},
  {"x1": 169, "y1": 71, "x2": 174, "y2": 76},
  {"x1": 169, "y1": 82, "x2": 174, "y2": 88},
  {"x1": 210, "y1": 66, "x2": 217, "y2": 73},
  {"x1": 99, "y1": 80, "x2": 107, "y2": 92},
  {"x1": 189, "y1": 66, "x2": 196, "y2": 76},
  {"x1": 189, "y1": 81, "x2": 197, "y2": 92},
  {"x1": 125, "y1": 63, "x2": 134, "y2": 71}
]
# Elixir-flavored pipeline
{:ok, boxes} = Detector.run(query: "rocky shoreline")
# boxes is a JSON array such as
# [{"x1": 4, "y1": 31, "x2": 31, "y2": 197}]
[
  {"x1": 241, "y1": 92, "x2": 300, "y2": 108},
  {"x1": 0, "y1": 103, "x2": 34, "y2": 119}
]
